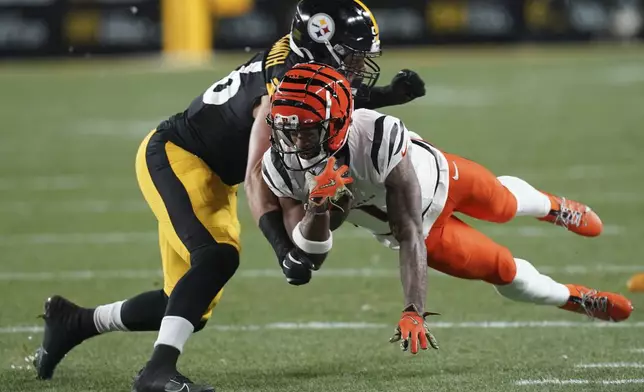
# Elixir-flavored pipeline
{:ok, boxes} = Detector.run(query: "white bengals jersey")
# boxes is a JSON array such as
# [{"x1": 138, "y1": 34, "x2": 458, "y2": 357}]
[{"x1": 262, "y1": 108, "x2": 450, "y2": 249}]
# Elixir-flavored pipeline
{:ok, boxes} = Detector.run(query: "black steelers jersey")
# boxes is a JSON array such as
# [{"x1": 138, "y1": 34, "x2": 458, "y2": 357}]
[{"x1": 155, "y1": 35, "x2": 303, "y2": 186}]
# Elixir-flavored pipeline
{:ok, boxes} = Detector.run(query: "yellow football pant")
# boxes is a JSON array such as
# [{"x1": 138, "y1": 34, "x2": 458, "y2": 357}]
[{"x1": 135, "y1": 129, "x2": 241, "y2": 320}]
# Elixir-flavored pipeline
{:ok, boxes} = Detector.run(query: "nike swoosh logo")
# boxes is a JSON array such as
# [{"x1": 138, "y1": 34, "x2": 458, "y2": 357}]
[
  {"x1": 452, "y1": 161, "x2": 459, "y2": 181},
  {"x1": 166, "y1": 380, "x2": 189, "y2": 392},
  {"x1": 288, "y1": 253, "x2": 303, "y2": 265},
  {"x1": 318, "y1": 179, "x2": 336, "y2": 189},
  {"x1": 282, "y1": 253, "x2": 303, "y2": 270}
]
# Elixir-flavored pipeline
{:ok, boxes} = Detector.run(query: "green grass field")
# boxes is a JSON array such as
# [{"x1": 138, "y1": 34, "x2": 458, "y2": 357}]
[{"x1": 1, "y1": 45, "x2": 644, "y2": 391}]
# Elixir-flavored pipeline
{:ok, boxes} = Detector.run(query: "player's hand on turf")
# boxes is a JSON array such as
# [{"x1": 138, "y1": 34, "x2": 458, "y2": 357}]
[
  {"x1": 389, "y1": 69, "x2": 426, "y2": 104},
  {"x1": 389, "y1": 304, "x2": 439, "y2": 354},
  {"x1": 281, "y1": 249, "x2": 313, "y2": 286},
  {"x1": 306, "y1": 156, "x2": 353, "y2": 209}
]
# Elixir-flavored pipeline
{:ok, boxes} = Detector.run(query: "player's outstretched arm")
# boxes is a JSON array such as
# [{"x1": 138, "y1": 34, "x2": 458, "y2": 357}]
[
  {"x1": 356, "y1": 70, "x2": 426, "y2": 110},
  {"x1": 385, "y1": 153, "x2": 439, "y2": 354},
  {"x1": 385, "y1": 154, "x2": 427, "y2": 312}
]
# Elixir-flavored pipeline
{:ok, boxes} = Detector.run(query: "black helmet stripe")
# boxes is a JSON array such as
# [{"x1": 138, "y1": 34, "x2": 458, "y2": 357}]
[
  {"x1": 272, "y1": 99, "x2": 324, "y2": 120},
  {"x1": 309, "y1": 68, "x2": 352, "y2": 99},
  {"x1": 277, "y1": 87, "x2": 327, "y2": 108},
  {"x1": 284, "y1": 67, "x2": 351, "y2": 102},
  {"x1": 280, "y1": 77, "x2": 349, "y2": 109},
  {"x1": 310, "y1": 69, "x2": 352, "y2": 105}
]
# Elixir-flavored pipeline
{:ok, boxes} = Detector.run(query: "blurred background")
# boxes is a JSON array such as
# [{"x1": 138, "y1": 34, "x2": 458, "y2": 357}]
[
  {"x1": 1, "y1": 1, "x2": 644, "y2": 391},
  {"x1": 0, "y1": 0, "x2": 643, "y2": 59}
]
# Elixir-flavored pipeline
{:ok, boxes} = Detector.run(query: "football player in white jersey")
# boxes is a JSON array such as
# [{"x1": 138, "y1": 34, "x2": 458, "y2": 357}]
[{"x1": 258, "y1": 63, "x2": 633, "y2": 354}]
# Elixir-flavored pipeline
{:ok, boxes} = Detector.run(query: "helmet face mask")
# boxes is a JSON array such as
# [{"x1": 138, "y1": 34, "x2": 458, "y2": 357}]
[
  {"x1": 268, "y1": 63, "x2": 353, "y2": 172},
  {"x1": 335, "y1": 45, "x2": 381, "y2": 91},
  {"x1": 268, "y1": 115, "x2": 331, "y2": 171}
]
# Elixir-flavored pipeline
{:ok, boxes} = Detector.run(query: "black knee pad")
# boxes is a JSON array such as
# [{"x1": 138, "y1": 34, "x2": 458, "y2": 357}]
[
  {"x1": 165, "y1": 243, "x2": 239, "y2": 327},
  {"x1": 190, "y1": 243, "x2": 240, "y2": 277}
]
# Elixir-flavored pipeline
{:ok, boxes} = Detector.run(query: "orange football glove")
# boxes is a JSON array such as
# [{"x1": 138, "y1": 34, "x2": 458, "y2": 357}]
[
  {"x1": 389, "y1": 304, "x2": 440, "y2": 354},
  {"x1": 306, "y1": 156, "x2": 353, "y2": 207}
]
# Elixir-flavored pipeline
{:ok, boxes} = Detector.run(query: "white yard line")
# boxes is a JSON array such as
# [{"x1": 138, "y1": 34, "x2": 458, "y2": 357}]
[
  {"x1": 4, "y1": 320, "x2": 644, "y2": 335},
  {"x1": 602, "y1": 379, "x2": 644, "y2": 385},
  {"x1": 538, "y1": 265, "x2": 642, "y2": 274},
  {"x1": 0, "y1": 326, "x2": 43, "y2": 334},
  {"x1": 0, "y1": 200, "x2": 148, "y2": 214},
  {"x1": 1, "y1": 192, "x2": 640, "y2": 216},
  {"x1": 0, "y1": 270, "x2": 162, "y2": 281},
  {"x1": 345, "y1": 225, "x2": 626, "y2": 239},
  {"x1": 516, "y1": 379, "x2": 589, "y2": 386},
  {"x1": 0, "y1": 176, "x2": 90, "y2": 191},
  {"x1": 0, "y1": 176, "x2": 132, "y2": 191},
  {"x1": 580, "y1": 191, "x2": 644, "y2": 204},
  {"x1": 485, "y1": 225, "x2": 624, "y2": 237},
  {"x1": 410, "y1": 86, "x2": 497, "y2": 107},
  {"x1": 0, "y1": 190, "x2": 640, "y2": 216},
  {"x1": 510, "y1": 164, "x2": 642, "y2": 182},
  {"x1": 0, "y1": 264, "x2": 640, "y2": 282},
  {"x1": 0, "y1": 224, "x2": 627, "y2": 246},
  {"x1": 72, "y1": 119, "x2": 158, "y2": 138},
  {"x1": 516, "y1": 378, "x2": 644, "y2": 386},
  {"x1": 604, "y1": 65, "x2": 644, "y2": 85},
  {"x1": 0, "y1": 232, "x2": 158, "y2": 246},
  {"x1": 430, "y1": 321, "x2": 644, "y2": 328},
  {"x1": 1, "y1": 162, "x2": 640, "y2": 193},
  {"x1": 575, "y1": 362, "x2": 644, "y2": 368}
]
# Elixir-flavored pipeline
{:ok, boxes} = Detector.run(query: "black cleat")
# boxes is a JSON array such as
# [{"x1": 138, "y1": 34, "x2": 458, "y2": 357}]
[
  {"x1": 132, "y1": 366, "x2": 215, "y2": 392},
  {"x1": 33, "y1": 295, "x2": 95, "y2": 379}
]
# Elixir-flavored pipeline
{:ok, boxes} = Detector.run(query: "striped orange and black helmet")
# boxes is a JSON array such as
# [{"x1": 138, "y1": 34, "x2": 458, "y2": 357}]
[{"x1": 268, "y1": 62, "x2": 353, "y2": 171}]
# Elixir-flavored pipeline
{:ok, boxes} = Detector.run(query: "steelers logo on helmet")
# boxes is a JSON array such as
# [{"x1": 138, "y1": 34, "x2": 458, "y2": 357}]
[{"x1": 307, "y1": 13, "x2": 335, "y2": 43}]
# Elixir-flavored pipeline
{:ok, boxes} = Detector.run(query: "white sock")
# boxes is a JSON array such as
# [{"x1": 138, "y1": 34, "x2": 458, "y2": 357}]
[
  {"x1": 495, "y1": 258, "x2": 570, "y2": 306},
  {"x1": 497, "y1": 176, "x2": 551, "y2": 218},
  {"x1": 154, "y1": 316, "x2": 194, "y2": 353},
  {"x1": 93, "y1": 300, "x2": 128, "y2": 334}
]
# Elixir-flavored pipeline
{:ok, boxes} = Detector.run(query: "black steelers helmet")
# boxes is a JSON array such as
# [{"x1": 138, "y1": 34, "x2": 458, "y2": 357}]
[{"x1": 290, "y1": 0, "x2": 381, "y2": 94}]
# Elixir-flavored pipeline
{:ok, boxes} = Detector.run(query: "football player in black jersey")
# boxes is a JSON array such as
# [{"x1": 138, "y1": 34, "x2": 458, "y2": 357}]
[{"x1": 33, "y1": 1, "x2": 426, "y2": 391}]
